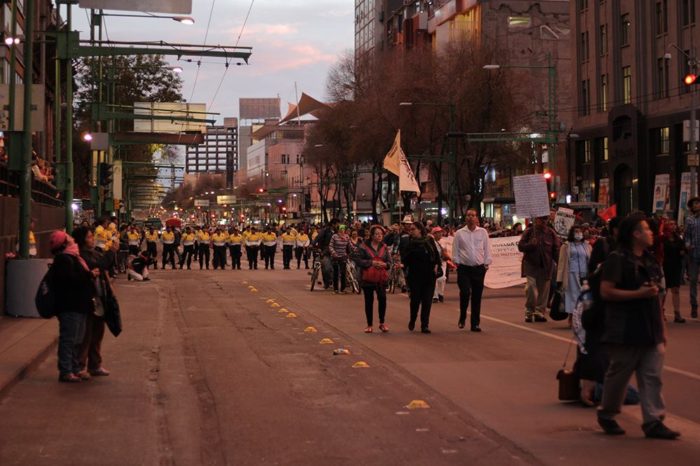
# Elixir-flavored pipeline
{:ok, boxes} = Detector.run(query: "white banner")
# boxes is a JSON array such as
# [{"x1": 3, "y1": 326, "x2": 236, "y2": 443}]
[
  {"x1": 513, "y1": 174, "x2": 550, "y2": 218},
  {"x1": 653, "y1": 174, "x2": 670, "y2": 214},
  {"x1": 484, "y1": 236, "x2": 525, "y2": 289}
]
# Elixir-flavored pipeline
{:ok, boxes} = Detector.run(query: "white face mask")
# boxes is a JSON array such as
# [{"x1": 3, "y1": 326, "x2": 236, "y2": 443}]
[{"x1": 574, "y1": 233, "x2": 583, "y2": 241}]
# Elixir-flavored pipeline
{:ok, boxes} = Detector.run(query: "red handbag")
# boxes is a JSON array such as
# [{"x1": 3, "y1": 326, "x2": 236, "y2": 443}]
[{"x1": 361, "y1": 244, "x2": 389, "y2": 284}]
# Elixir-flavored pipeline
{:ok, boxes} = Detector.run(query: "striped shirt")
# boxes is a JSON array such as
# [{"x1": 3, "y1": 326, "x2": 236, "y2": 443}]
[{"x1": 329, "y1": 233, "x2": 350, "y2": 260}]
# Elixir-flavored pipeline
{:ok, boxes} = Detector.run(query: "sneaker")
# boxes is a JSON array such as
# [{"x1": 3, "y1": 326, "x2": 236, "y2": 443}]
[
  {"x1": 89, "y1": 367, "x2": 110, "y2": 376},
  {"x1": 458, "y1": 321, "x2": 465, "y2": 329},
  {"x1": 534, "y1": 315, "x2": 548, "y2": 323},
  {"x1": 597, "y1": 417, "x2": 625, "y2": 435},
  {"x1": 408, "y1": 321, "x2": 415, "y2": 331},
  {"x1": 364, "y1": 326, "x2": 373, "y2": 333},
  {"x1": 75, "y1": 370, "x2": 91, "y2": 381},
  {"x1": 471, "y1": 326, "x2": 482, "y2": 332},
  {"x1": 432, "y1": 297, "x2": 439, "y2": 303},
  {"x1": 643, "y1": 421, "x2": 680, "y2": 440},
  {"x1": 421, "y1": 327, "x2": 431, "y2": 334},
  {"x1": 379, "y1": 323, "x2": 389, "y2": 333}
]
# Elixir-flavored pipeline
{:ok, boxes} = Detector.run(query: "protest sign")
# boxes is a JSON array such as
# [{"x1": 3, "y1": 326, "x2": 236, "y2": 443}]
[
  {"x1": 484, "y1": 236, "x2": 525, "y2": 289},
  {"x1": 513, "y1": 174, "x2": 550, "y2": 218}
]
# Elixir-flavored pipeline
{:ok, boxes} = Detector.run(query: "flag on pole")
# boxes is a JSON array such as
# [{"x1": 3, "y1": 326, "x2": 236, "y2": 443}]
[
  {"x1": 598, "y1": 204, "x2": 617, "y2": 222},
  {"x1": 383, "y1": 130, "x2": 421, "y2": 193},
  {"x1": 383, "y1": 130, "x2": 402, "y2": 176}
]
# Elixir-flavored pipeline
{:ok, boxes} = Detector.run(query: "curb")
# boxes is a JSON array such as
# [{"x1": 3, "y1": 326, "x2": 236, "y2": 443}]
[{"x1": 0, "y1": 324, "x2": 58, "y2": 400}]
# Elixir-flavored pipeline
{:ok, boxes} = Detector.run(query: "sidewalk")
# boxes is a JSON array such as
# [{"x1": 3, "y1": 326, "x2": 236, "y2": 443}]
[{"x1": 0, "y1": 315, "x2": 57, "y2": 398}]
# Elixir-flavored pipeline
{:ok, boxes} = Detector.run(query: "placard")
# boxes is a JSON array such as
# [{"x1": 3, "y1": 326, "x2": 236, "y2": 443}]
[
  {"x1": 653, "y1": 174, "x2": 670, "y2": 214},
  {"x1": 598, "y1": 178, "x2": 609, "y2": 206},
  {"x1": 194, "y1": 199, "x2": 210, "y2": 207},
  {"x1": 484, "y1": 236, "x2": 526, "y2": 289},
  {"x1": 513, "y1": 174, "x2": 550, "y2": 218},
  {"x1": 217, "y1": 195, "x2": 236, "y2": 205},
  {"x1": 553, "y1": 208, "x2": 575, "y2": 238},
  {"x1": 678, "y1": 172, "x2": 697, "y2": 224}
]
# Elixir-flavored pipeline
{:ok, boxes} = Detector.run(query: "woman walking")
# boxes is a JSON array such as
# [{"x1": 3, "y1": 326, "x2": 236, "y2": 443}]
[
  {"x1": 49, "y1": 230, "x2": 97, "y2": 383},
  {"x1": 662, "y1": 220, "x2": 686, "y2": 323},
  {"x1": 354, "y1": 226, "x2": 392, "y2": 333},
  {"x1": 329, "y1": 225, "x2": 351, "y2": 293},
  {"x1": 557, "y1": 225, "x2": 592, "y2": 324},
  {"x1": 403, "y1": 222, "x2": 442, "y2": 333},
  {"x1": 73, "y1": 226, "x2": 111, "y2": 379}
]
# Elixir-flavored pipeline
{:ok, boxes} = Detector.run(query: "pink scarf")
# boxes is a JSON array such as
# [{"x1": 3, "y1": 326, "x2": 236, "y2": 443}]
[{"x1": 64, "y1": 242, "x2": 90, "y2": 271}]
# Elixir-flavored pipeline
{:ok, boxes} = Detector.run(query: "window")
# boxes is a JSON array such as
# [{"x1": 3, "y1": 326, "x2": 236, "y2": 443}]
[
  {"x1": 656, "y1": 1, "x2": 668, "y2": 34},
  {"x1": 603, "y1": 137, "x2": 609, "y2": 161},
  {"x1": 659, "y1": 127, "x2": 670, "y2": 154},
  {"x1": 581, "y1": 31, "x2": 589, "y2": 62},
  {"x1": 584, "y1": 140, "x2": 592, "y2": 163},
  {"x1": 599, "y1": 24, "x2": 608, "y2": 56},
  {"x1": 656, "y1": 57, "x2": 669, "y2": 98},
  {"x1": 622, "y1": 66, "x2": 632, "y2": 104},
  {"x1": 578, "y1": 0, "x2": 588, "y2": 11},
  {"x1": 581, "y1": 79, "x2": 590, "y2": 115},
  {"x1": 682, "y1": 0, "x2": 695, "y2": 26},
  {"x1": 621, "y1": 13, "x2": 631, "y2": 46},
  {"x1": 508, "y1": 16, "x2": 531, "y2": 28},
  {"x1": 599, "y1": 74, "x2": 608, "y2": 112}
]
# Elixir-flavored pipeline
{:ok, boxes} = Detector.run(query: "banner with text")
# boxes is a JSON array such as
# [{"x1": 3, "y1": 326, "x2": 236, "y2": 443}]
[
  {"x1": 653, "y1": 174, "x2": 671, "y2": 214},
  {"x1": 513, "y1": 174, "x2": 550, "y2": 218},
  {"x1": 484, "y1": 236, "x2": 525, "y2": 289}
]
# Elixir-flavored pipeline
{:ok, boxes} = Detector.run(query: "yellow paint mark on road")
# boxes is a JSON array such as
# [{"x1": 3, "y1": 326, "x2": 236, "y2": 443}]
[
  {"x1": 352, "y1": 361, "x2": 370, "y2": 368},
  {"x1": 278, "y1": 308, "x2": 289, "y2": 313},
  {"x1": 304, "y1": 326, "x2": 318, "y2": 333},
  {"x1": 279, "y1": 307, "x2": 288, "y2": 312},
  {"x1": 286, "y1": 313, "x2": 298, "y2": 318},
  {"x1": 270, "y1": 303, "x2": 280, "y2": 308},
  {"x1": 250, "y1": 288, "x2": 258, "y2": 293},
  {"x1": 320, "y1": 338, "x2": 334, "y2": 345},
  {"x1": 242, "y1": 281, "x2": 248, "y2": 285},
  {"x1": 266, "y1": 299, "x2": 276, "y2": 304},
  {"x1": 406, "y1": 400, "x2": 430, "y2": 409}
]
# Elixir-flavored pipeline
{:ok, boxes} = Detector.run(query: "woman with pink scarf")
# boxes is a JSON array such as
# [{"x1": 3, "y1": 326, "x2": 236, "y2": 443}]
[{"x1": 49, "y1": 231, "x2": 98, "y2": 383}]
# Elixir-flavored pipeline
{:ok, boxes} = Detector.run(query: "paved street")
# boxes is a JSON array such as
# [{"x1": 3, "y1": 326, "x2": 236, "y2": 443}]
[{"x1": 1, "y1": 262, "x2": 699, "y2": 465}]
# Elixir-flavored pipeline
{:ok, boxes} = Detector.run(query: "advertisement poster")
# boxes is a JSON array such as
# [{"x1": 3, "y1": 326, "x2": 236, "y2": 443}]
[
  {"x1": 484, "y1": 236, "x2": 526, "y2": 289},
  {"x1": 678, "y1": 172, "x2": 697, "y2": 224},
  {"x1": 653, "y1": 174, "x2": 670, "y2": 214},
  {"x1": 598, "y1": 178, "x2": 610, "y2": 206}
]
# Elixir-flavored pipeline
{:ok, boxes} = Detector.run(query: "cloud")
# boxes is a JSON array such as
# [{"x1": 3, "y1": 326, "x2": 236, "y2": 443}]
[{"x1": 240, "y1": 23, "x2": 299, "y2": 36}]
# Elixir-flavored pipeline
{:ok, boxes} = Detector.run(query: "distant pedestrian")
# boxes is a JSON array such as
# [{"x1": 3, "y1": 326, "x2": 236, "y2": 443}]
[
  {"x1": 518, "y1": 216, "x2": 561, "y2": 322},
  {"x1": 684, "y1": 196, "x2": 700, "y2": 318},
  {"x1": 354, "y1": 225, "x2": 392, "y2": 333},
  {"x1": 49, "y1": 230, "x2": 97, "y2": 383},
  {"x1": 431, "y1": 227, "x2": 447, "y2": 303},
  {"x1": 597, "y1": 213, "x2": 679, "y2": 439},
  {"x1": 329, "y1": 225, "x2": 351, "y2": 293},
  {"x1": 556, "y1": 225, "x2": 591, "y2": 322},
  {"x1": 452, "y1": 209, "x2": 492, "y2": 331},
  {"x1": 661, "y1": 220, "x2": 686, "y2": 323},
  {"x1": 403, "y1": 222, "x2": 442, "y2": 333}
]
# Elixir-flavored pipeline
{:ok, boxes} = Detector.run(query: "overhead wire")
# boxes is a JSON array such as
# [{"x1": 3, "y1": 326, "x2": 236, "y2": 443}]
[{"x1": 188, "y1": 0, "x2": 217, "y2": 103}]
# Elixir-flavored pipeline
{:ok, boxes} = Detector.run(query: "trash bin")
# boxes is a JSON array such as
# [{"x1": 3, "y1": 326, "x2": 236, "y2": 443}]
[{"x1": 5, "y1": 258, "x2": 52, "y2": 317}]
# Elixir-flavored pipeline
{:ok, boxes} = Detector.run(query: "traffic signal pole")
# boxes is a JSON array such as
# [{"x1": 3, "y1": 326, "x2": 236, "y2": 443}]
[
  {"x1": 18, "y1": 0, "x2": 35, "y2": 258},
  {"x1": 65, "y1": 3, "x2": 74, "y2": 228},
  {"x1": 691, "y1": 67, "x2": 697, "y2": 197}
]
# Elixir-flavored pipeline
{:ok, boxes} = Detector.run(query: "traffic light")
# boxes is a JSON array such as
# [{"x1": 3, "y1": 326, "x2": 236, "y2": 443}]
[
  {"x1": 99, "y1": 162, "x2": 113, "y2": 186},
  {"x1": 684, "y1": 73, "x2": 698, "y2": 85},
  {"x1": 544, "y1": 171, "x2": 556, "y2": 200},
  {"x1": 257, "y1": 187, "x2": 265, "y2": 193}
]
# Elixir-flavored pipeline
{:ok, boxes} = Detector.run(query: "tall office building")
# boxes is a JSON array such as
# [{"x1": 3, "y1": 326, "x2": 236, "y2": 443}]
[{"x1": 185, "y1": 118, "x2": 238, "y2": 188}]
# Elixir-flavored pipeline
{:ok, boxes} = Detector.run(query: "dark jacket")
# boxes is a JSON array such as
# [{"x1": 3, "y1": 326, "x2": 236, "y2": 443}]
[
  {"x1": 50, "y1": 253, "x2": 96, "y2": 314},
  {"x1": 403, "y1": 237, "x2": 441, "y2": 285},
  {"x1": 353, "y1": 241, "x2": 392, "y2": 287},
  {"x1": 518, "y1": 225, "x2": 560, "y2": 277}
]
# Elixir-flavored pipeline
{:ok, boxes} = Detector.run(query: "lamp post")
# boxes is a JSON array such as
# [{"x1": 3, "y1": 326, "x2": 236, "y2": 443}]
[{"x1": 483, "y1": 52, "x2": 558, "y2": 192}]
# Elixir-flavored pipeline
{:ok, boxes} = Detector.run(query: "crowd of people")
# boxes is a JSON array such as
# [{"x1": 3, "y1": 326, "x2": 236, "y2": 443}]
[{"x1": 44, "y1": 199, "x2": 700, "y2": 440}]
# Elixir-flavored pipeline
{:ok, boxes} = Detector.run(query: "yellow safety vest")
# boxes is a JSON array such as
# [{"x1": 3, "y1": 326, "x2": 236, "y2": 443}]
[
  {"x1": 162, "y1": 231, "x2": 175, "y2": 244},
  {"x1": 262, "y1": 232, "x2": 277, "y2": 247},
  {"x1": 296, "y1": 234, "x2": 310, "y2": 247},
  {"x1": 281, "y1": 233, "x2": 296, "y2": 245},
  {"x1": 228, "y1": 234, "x2": 243, "y2": 245},
  {"x1": 145, "y1": 232, "x2": 159, "y2": 242},
  {"x1": 212, "y1": 233, "x2": 228, "y2": 247},
  {"x1": 182, "y1": 233, "x2": 196, "y2": 246}
]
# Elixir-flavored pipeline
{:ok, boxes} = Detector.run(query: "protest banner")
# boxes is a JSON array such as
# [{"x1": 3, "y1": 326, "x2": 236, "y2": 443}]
[
  {"x1": 484, "y1": 236, "x2": 525, "y2": 289},
  {"x1": 553, "y1": 208, "x2": 575, "y2": 238},
  {"x1": 513, "y1": 174, "x2": 550, "y2": 218}
]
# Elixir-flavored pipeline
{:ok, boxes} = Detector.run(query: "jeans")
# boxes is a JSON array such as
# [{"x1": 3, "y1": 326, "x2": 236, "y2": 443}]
[
  {"x1": 57, "y1": 311, "x2": 87, "y2": 376},
  {"x1": 363, "y1": 285, "x2": 387, "y2": 326},
  {"x1": 79, "y1": 313, "x2": 105, "y2": 372},
  {"x1": 333, "y1": 259, "x2": 347, "y2": 291},
  {"x1": 688, "y1": 259, "x2": 700, "y2": 309},
  {"x1": 457, "y1": 265, "x2": 486, "y2": 327},
  {"x1": 598, "y1": 344, "x2": 666, "y2": 426}
]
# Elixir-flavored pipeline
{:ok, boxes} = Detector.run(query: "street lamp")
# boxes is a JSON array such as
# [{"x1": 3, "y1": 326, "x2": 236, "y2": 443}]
[{"x1": 97, "y1": 12, "x2": 195, "y2": 25}]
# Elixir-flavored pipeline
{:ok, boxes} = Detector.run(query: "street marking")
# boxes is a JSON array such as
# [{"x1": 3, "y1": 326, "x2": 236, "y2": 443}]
[
  {"x1": 333, "y1": 348, "x2": 350, "y2": 355},
  {"x1": 278, "y1": 309, "x2": 289, "y2": 313},
  {"x1": 304, "y1": 326, "x2": 317, "y2": 333},
  {"x1": 320, "y1": 338, "x2": 334, "y2": 344},
  {"x1": 482, "y1": 314, "x2": 700, "y2": 382},
  {"x1": 441, "y1": 449, "x2": 458, "y2": 455},
  {"x1": 416, "y1": 428, "x2": 430, "y2": 432},
  {"x1": 279, "y1": 307, "x2": 288, "y2": 312},
  {"x1": 266, "y1": 299, "x2": 276, "y2": 304},
  {"x1": 406, "y1": 400, "x2": 430, "y2": 409},
  {"x1": 270, "y1": 303, "x2": 280, "y2": 308},
  {"x1": 352, "y1": 361, "x2": 370, "y2": 368},
  {"x1": 395, "y1": 411, "x2": 410, "y2": 415},
  {"x1": 286, "y1": 313, "x2": 298, "y2": 318}
]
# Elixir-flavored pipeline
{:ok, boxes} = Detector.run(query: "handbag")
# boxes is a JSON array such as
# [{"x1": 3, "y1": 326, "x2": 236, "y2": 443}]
[
  {"x1": 361, "y1": 244, "x2": 389, "y2": 285},
  {"x1": 103, "y1": 280, "x2": 123, "y2": 337},
  {"x1": 549, "y1": 289, "x2": 568, "y2": 321},
  {"x1": 556, "y1": 339, "x2": 580, "y2": 401}
]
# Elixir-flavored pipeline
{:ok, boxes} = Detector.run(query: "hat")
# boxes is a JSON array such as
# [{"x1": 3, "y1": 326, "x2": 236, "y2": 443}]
[
  {"x1": 49, "y1": 230, "x2": 68, "y2": 252},
  {"x1": 338, "y1": 224, "x2": 347, "y2": 231},
  {"x1": 401, "y1": 214, "x2": 414, "y2": 224},
  {"x1": 431, "y1": 226, "x2": 443, "y2": 233}
]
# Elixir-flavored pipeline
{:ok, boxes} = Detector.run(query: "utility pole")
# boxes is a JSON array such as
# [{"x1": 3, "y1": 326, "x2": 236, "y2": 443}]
[
  {"x1": 18, "y1": 0, "x2": 35, "y2": 258},
  {"x1": 65, "y1": 2, "x2": 74, "y2": 228},
  {"x1": 691, "y1": 54, "x2": 698, "y2": 197}
]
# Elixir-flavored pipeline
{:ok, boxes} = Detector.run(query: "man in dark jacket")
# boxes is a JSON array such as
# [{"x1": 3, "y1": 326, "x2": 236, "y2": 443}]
[{"x1": 518, "y1": 216, "x2": 561, "y2": 322}]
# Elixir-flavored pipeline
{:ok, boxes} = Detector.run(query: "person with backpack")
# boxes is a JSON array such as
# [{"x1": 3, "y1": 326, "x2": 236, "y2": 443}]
[
  {"x1": 354, "y1": 225, "x2": 392, "y2": 333},
  {"x1": 48, "y1": 230, "x2": 98, "y2": 383}
]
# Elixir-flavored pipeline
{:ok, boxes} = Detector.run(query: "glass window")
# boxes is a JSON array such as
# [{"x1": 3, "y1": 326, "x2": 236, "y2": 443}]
[
  {"x1": 581, "y1": 31, "x2": 589, "y2": 62},
  {"x1": 656, "y1": 57, "x2": 669, "y2": 98},
  {"x1": 603, "y1": 137, "x2": 609, "y2": 161},
  {"x1": 584, "y1": 140, "x2": 592, "y2": 163},
  {"x1": 659, "y1": 127, "x2": 670, "y2": 154},
  {"x1": 656, "y1": 1, "x2": 668, "y2": 34},
  {"x1": 682, "y1": 0, "x2": 695, "y2": 26},
  {"x1": 508, "y1": 16, "x2": 531, "y2": 27},
  {"x1": 621, "y1": 14, "x2": 631, "y2": 46},
  {"x1": 599, "y1": 74, "x2": 608, "y2": 112},
  {"x1": 581, "y1": 79, "x2": 590, "y2": 115},
  {"x1": 579, "y1": 0, "x2": 588, "y2": 11},
  {"x1": 599, "y1": 24, "x2": 608, "y2": 56},
  {"x1": 622, "y1": 66, "x2": 632, "y2": 104}
]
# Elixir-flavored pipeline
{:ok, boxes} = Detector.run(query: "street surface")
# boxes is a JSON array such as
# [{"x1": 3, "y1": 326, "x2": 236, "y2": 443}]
[{"x1": 1, "y1": 260, "x2": 699, "y2": 465}]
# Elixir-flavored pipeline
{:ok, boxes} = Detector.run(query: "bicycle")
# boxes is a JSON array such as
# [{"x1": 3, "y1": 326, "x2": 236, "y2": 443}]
[
  {"x1": 387, "y1": 259, "x2": 405, "y2": 294},
  {"x1": 345, "y1": 260, "x2": 361, "y2": 294}
]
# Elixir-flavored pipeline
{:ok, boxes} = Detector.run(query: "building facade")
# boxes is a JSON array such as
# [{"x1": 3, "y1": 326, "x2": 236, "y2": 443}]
[
  {"x1": 570, "y1": 0, "x2": 699, "y2": 217},
  {"x1": 185, "y1": 118, "x2": 238, "y2": 188}
]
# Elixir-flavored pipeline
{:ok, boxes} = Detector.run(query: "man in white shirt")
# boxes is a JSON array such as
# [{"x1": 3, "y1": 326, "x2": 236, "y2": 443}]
[{"x1": 452, "y1": 209, "x2": 492, "y2": 331}]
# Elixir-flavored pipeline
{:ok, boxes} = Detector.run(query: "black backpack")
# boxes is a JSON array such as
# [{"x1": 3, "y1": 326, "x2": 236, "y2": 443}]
[{"x1": 35, "y1": 266, "x2": 57, "y2": 319}]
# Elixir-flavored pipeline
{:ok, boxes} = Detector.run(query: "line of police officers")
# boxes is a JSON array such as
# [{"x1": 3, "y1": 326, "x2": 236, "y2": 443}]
[{"x1": 122, "y1": 224, "x2": 313, "y2": 272}]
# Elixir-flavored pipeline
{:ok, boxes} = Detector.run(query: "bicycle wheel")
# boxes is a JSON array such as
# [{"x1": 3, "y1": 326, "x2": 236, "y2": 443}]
[
  {"x1": 347, "y1": 267, "x2": 360, "y2": 294},
  {"x1": 388, "y1": 269, "x2": 397, "y2": 294},
  {"x1": 310, "y1": 265, "x2": 319, "y2": 291}
]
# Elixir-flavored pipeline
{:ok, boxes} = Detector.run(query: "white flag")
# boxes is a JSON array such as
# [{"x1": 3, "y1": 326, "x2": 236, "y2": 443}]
[
  {"x1": 383, "y1": 130, "x2": 402, "y2": 176},
  {"x1": 399, "y1": 153, "x2": 420, "y2": 193}
]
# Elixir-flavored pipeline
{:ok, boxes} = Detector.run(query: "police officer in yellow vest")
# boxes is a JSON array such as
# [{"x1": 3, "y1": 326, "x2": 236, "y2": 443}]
[
  {"x1": 197, "y1": 227, "x2": 211, "y2": 270},
  {"x1": 228, "y1": 227, "x2": 243, "y2": 270},
  {"x1": 262, "y1": 227, "x2": 278, "y2": 270},
  {"x1": 94, "y1": 217, "x2": 111, "y2": 253},
  {"x1": 245, "y1": 227, "x2": 262, "y2": 269},
  {"x1": 295, "y1": 230, "x2": 311, "y2": 269},
  {"x1": 180, "y1": 227, "x2": 196, "y2": 270},
  {"x1": 212, "y1": 227, "x2": 229, "y2": 270},
  {"x1": 145, "y1": 227, "x2": 159, "y2": 269},
  {"x1": 281, "y1": 227, "x2": 297, "y2": 269},
  {"x1": 127, "y1": 226, "x2": 141, "y2": 256},
  {"x1": 161, "y1": 226, "x2": 176, "y2": 269}
]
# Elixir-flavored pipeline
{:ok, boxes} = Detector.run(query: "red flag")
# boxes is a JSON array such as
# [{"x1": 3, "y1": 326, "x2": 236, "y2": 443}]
[{"x1": 598, "y1": 204, "x2": 617, "y2": 222}]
